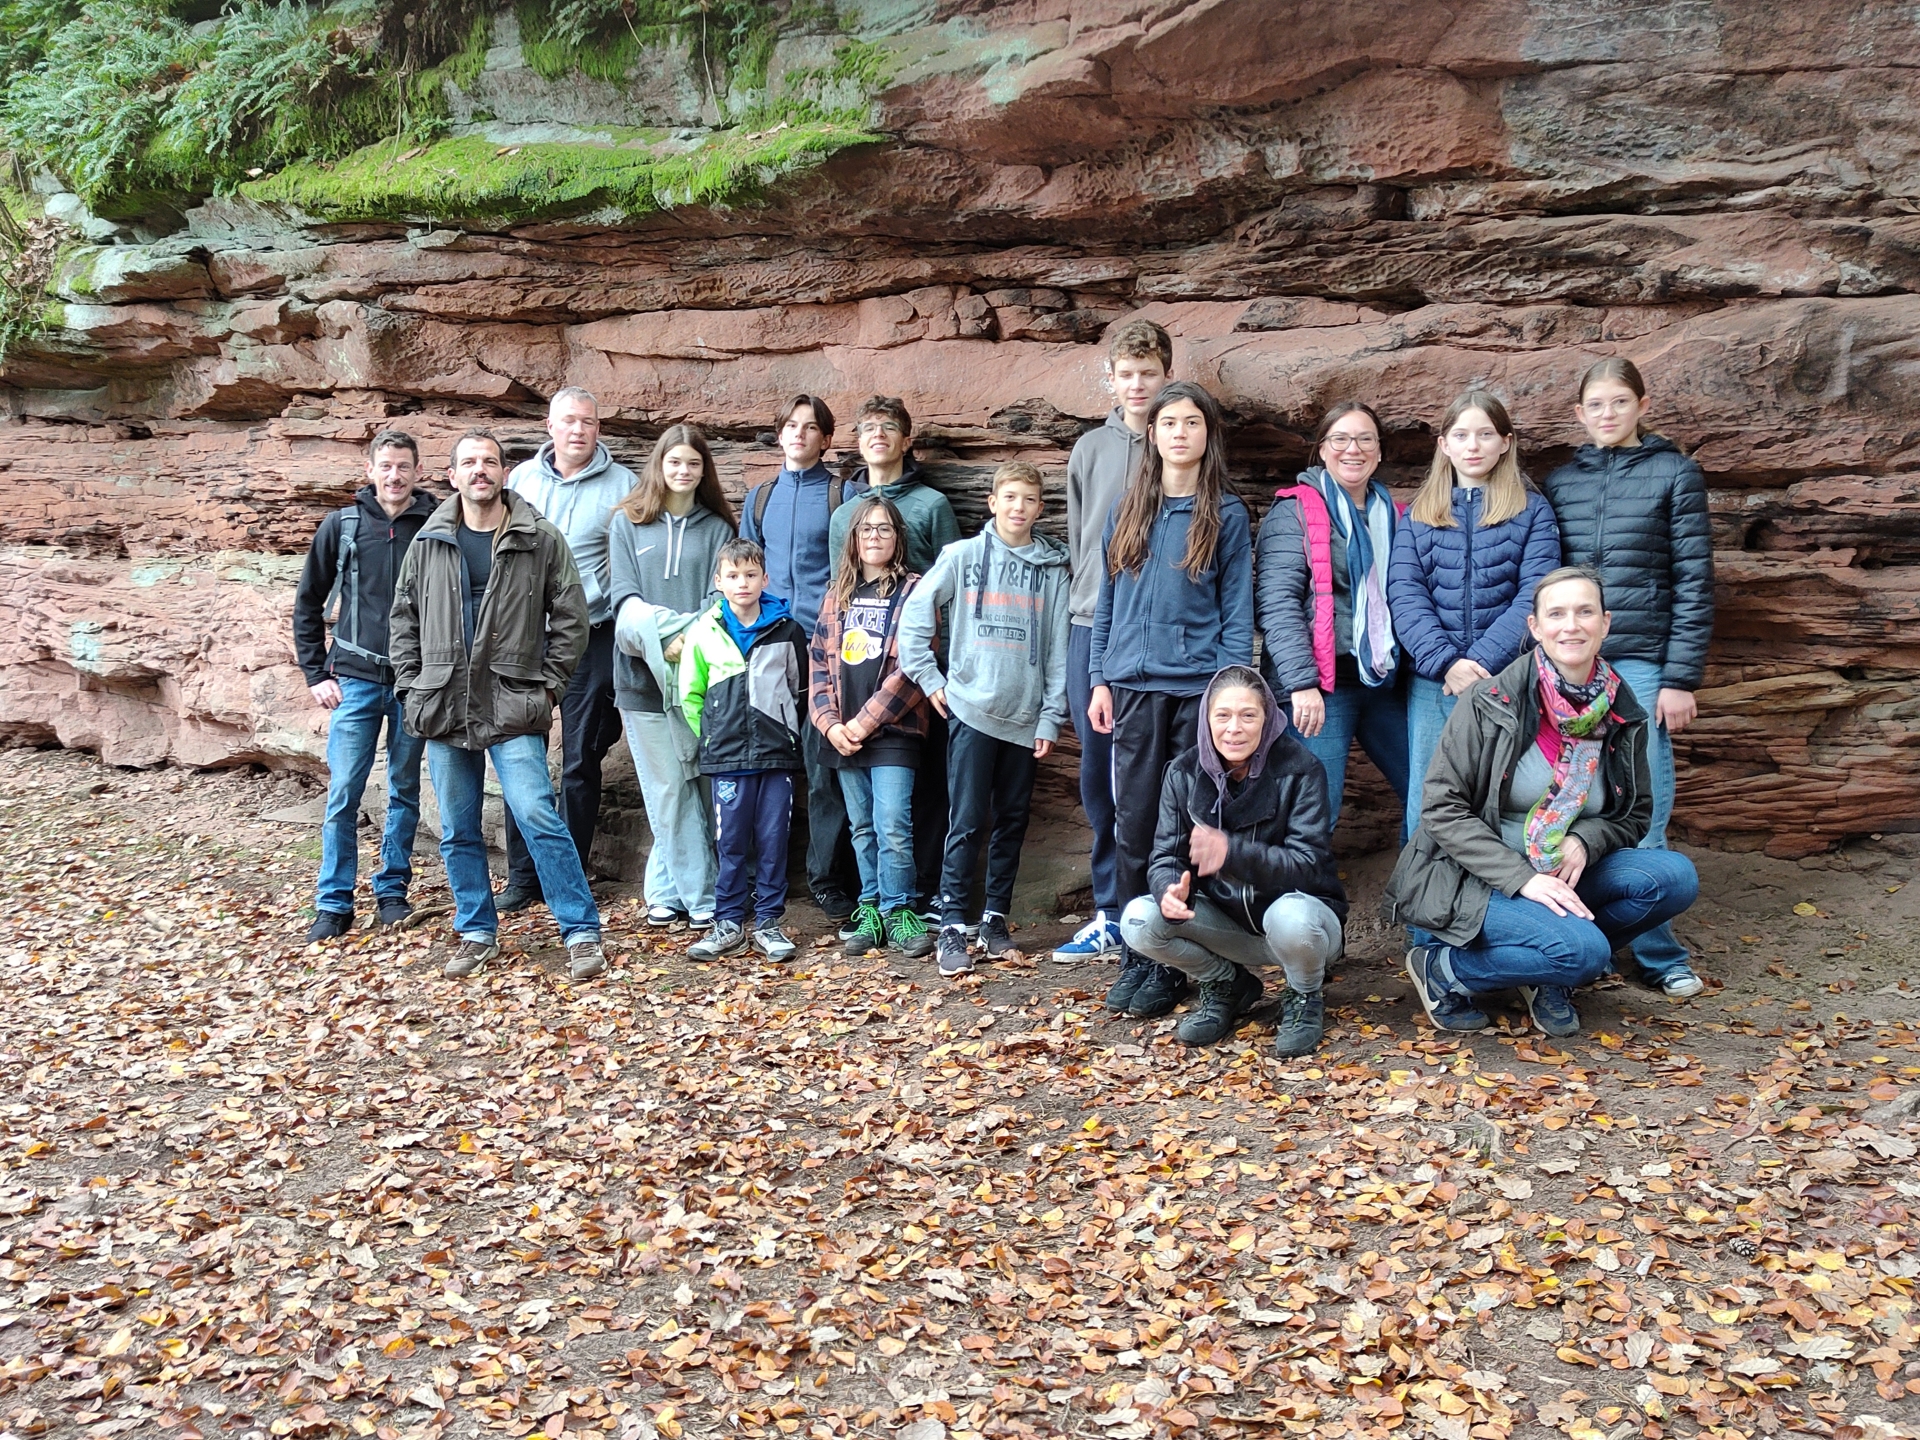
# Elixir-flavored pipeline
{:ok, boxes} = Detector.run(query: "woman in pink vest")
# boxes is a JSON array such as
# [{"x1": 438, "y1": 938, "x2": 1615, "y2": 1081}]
[{"x1": 1254, "y1": 401, "x2": 1409, "y2": 825}]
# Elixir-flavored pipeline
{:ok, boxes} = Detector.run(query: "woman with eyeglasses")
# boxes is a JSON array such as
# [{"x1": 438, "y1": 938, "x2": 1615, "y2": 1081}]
[
  {"x1": 1254, "y1": 401, "x2": 1409, "y2": 827},
  {"x1": 809, "y1": 494, "x2": 934, "y2": 959},
  {"x1": 1389, "y1": 390, "x2": 1561, "y2": 848},
  {"x1": 1536, "y1": 358, "x2": 1713, "y2": 1001}
]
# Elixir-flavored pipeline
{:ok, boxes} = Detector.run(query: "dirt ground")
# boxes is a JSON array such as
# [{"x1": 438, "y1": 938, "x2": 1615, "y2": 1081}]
[{"x1": 0, "y1": 746, "x2": 1917, "y2": 1440}]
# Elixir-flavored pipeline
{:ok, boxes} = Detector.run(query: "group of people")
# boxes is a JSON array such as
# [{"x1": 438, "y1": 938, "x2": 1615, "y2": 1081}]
[{"x1": 292, "y1": 317, "x2": 1715, "y2": 1055}]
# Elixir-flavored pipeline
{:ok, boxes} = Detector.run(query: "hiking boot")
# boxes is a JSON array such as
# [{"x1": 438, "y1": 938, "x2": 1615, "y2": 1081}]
[
  {"x1": 495, "y1": 883, "x2": 542, "y2": 914},
  {"x1": 753, "y1": 925, "x2": 797, "y2": 961},
  {"x1": 936, "y1": 926, "x2": 973, "y2": 977},
  {"x1": 646, "y1": 904, "x2": 684, "y2": 928},
  {"x1": 1052, "y1": 912, "x2": 1121, "y2": 963},
  {"x1": 1404, "y1": 946, "x2": 1490, "y2": 1032},
  {"x1": 1272, "y1": 987, "x2": 1327, "y2": 1058},
  {"x1": 443, "y1": 937, "x2": 499, "y2": 978},
  {"x1": 305, "y1": 910, "x2": 352, "y2": 943},
  {"x1": 1128, "y1": 962, "x2": 1189, "y2": 1019},
  {"x1": 1519, "y1": 983, "x2": 1582, "y2": 1037},
  {"x1": 374, "y1": 898, "x2": 412, "y2": 929},
  {"x1": 979, "y1": 911, "x2": 1015, "y2": 958},
  {"x1": 688, "y1": 920, "x2": 749, "y2": 960},
  {"x1": 843, "y1": 903, "x2": 886, "y2": 956},
  {"x1": 1105, "y1": 946, "x2": 1152, "y2": 1013},
  {"x1": 1656, "y1": 966, "x2": 1705, "y2": 998},
  {"x1": 885, "y1": 908, "x2": 934, "y2": 959},
  {"x1": 1176, "y1": 965, "x2": 1264, "y2": 1046}
]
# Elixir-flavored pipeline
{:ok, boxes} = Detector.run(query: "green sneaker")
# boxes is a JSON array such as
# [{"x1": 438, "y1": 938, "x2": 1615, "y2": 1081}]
[
  {"x1": 885, "y1": 907, "x2": 934, "y2": 958},
  {"x1": 843, "y1": 902, "x2": 886, "y2": 956}
]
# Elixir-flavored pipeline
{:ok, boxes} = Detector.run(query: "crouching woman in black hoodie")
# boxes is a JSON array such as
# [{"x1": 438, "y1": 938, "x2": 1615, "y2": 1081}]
[{"x1": 1118, "y1": 665, "x2": 1349, "y2": 1056}]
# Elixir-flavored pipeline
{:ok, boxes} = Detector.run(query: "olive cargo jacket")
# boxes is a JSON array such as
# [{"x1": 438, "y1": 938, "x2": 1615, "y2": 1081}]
[{"x1": 389, "y1": 492, "x2": 589, "y2": 750}]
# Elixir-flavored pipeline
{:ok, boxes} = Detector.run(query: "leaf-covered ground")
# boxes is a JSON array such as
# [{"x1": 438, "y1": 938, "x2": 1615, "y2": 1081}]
[{"x1": 1, "y1": 747, "x2": 1918, "y2": 1440}]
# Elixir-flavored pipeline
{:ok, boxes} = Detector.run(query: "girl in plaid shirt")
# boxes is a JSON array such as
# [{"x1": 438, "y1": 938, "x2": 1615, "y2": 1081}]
[{"x1": 809, "y1": 496, "x2": 933, "y2": 957}]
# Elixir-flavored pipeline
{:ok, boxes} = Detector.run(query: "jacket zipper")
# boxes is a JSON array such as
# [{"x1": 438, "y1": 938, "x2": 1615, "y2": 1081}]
[{"x1": 1462, "y1": 488, "x2": 1478, "y2": 658}]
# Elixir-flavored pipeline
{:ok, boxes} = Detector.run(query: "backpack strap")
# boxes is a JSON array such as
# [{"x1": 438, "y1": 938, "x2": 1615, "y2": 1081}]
[{"x1": 322, "y1": 505, "x2": 391, "y2": 670}]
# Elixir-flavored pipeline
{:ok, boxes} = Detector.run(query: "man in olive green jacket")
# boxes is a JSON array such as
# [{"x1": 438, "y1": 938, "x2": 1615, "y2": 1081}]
[{"x1": 389, "y1": 429, "x2": 605, "y2": 982}]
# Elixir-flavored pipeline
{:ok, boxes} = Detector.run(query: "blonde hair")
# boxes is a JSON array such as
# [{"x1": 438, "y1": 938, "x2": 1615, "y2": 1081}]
[
  {"x1": 991, "y1": 461, "x2": 1044, "y2": 496},
  {"x1": 1410, "y1": 390, "x2": 1528, "y2": 528}
]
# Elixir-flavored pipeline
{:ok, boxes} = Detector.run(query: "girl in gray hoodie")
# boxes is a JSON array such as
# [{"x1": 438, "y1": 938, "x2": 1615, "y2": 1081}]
[{"x1": 608, "y1": 425, "x2": 737, "y2": 928}]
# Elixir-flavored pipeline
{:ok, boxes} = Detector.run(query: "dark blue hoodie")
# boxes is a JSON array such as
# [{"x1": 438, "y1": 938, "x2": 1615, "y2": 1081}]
[
  {"x1": 1088, "y1": 491, "x2": 1256, "y2": 696},
  {"x1": 741, "y1": 462, "x2": 841, "y2": 634}
]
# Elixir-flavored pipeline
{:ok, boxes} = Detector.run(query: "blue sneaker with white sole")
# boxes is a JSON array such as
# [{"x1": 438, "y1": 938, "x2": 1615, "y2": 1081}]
[{"x1": 1052, "y1": 912, "x2": 1121, "y2": 964}]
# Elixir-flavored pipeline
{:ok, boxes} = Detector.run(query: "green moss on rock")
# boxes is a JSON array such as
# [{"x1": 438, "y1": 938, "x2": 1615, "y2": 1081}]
[{"x1": 241, "y1": 118, "x2": 878, "y2": 224}]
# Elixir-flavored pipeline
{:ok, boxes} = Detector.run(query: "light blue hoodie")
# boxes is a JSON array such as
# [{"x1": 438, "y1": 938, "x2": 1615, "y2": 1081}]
[{"x1": 508, "y1": 440, "x2": 635, "y2": 625}]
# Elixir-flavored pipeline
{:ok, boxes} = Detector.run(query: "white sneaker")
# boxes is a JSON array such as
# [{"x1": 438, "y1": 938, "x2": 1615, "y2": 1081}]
[{"x1": 753, "y1": 925, "x2": 797, "y2": 961}]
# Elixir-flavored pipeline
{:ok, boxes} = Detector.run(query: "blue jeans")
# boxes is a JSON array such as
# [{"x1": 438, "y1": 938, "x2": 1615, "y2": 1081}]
[
  {"x1": 840, "y1": 764, "x2": 917, "y2": 913},
  {"x1": 316, "y1": 675, "x2": 424, "y2": 916},
  {"x1": 1405, "y1": 676, "x2": 1457, "y2": 844},
  {"x1": 622, "y1": 710, "x2": 715, "y2": 917},
  {"x1": 427, "y1": 733, "x2": 601, "y2": 944},
  {"x1": 1610, "y1": 658, "x2": 1691, "y2": 976},
  {"x1": 1439, "y1": 848, "x2": 1699, "y2": 995},
  {"x1": 1067, "y1": 624, "x2": 1119, "y2": 912},
  {"x1": 1289, "y1": 680, "x2": 1409, "y2": 825}
]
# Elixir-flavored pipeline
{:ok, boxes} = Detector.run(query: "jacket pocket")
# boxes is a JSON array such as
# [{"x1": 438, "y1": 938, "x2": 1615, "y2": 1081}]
[
  {"x1": 402, "y1": 664, "x2": 456, "y2": 738},
  {"x1": 493, "y1": 673, "x2": 553, "y2": 736}
]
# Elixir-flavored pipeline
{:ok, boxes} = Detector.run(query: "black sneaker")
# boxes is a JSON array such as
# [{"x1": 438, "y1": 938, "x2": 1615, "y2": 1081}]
[
  {"x1": 1175, "y1": 964, "x2": 1263, "y2": 1046},
  {"x1": 1105, "y1": 946, "x2": 1152, "y2": 1013},
  {"x1": 814, "y1": 888, "x2": 856, "y2": 923},
  {"x1": 936, "y1": 926, "x2": 973, "y2": 977},
  {"x1": 979, "y1": 911, "x2": 1014, "y2": 958},
  {"x1": 374, "y1": 898, "x2": 412, "y2": 929},
  {"x1": 1404, "y1": 946, "x2": 1490, "y2": 1032},
  {"x1": 495, "y1": 883, "x2": 542, "y2": 914},
  {"x1": 843, "y1": 903, "x2": 886, "y2": 956},
  {"x1": 304, "y1": 910, "x2": 352, "y2": 943},
  {"x1": 1272, "y1": 988, "x2": 1327, "y2": 1057},
  {"x1": 885, "y1": 908, "x2": 934, "y2": 959},
  {"x1": 1519, "y1": 983, "x2": 1582, "y2": 1037},
  {"x1": 1128, "y1": 962, "x2": 1189, "y2": 1018}
]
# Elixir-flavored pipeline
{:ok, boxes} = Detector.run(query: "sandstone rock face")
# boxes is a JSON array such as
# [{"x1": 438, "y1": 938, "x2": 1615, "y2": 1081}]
[{"x1": 4, "y1": 0, "x2": 1917, "y2": 860}]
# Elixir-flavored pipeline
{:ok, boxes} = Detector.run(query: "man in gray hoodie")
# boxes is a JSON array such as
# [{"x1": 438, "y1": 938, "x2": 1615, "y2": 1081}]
[
  {"x1": 497, "y1": 387, "x2": 636, "y2": 911},
  {"x1": 900, "y1": 463, "x2": 1070, "y2": 978}
]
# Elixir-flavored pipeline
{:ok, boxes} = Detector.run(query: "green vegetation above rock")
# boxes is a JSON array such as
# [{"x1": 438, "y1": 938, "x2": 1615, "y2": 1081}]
[
  {"x1": 243, "y1": 117, "x2": 878, "y2": 224},
  {"x1": 0, "y1": 0, "x2": 889, "y2": 224}
]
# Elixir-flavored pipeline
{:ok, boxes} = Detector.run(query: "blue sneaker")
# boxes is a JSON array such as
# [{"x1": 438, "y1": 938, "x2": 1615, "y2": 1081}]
[
  {"x1": 1405, "y1": 946, "x2": 1491, "y2": 1032},
  {"x1": 1519, "y1": 984, "x2": 1582, "y2": 1037},
  {"x1": 1052, "y1": 912, "x2": 1121, "y2": 964}
]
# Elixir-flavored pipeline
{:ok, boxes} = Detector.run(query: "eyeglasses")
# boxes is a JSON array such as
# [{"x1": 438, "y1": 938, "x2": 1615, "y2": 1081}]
[
  {"x1": 1324, "y1": 434, "x2": 1379, "y2": 451},
  {"x1": 857, "y1": 421, "x2": 904, "y2": 438},
  {"x1": 856, "y1": 523, "x2": 897, "y2": 538}
]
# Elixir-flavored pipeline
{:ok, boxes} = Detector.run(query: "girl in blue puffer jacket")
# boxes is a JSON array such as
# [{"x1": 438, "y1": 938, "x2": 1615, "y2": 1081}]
[{"x1": 1389, "y1": 390, "x2": 1562, "y2": 843}]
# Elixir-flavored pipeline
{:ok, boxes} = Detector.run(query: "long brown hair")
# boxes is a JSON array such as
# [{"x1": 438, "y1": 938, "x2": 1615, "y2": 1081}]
[
  {"x1": 617, "y1": 424, "x2": 738, "y2": 530},
  {"x1": 1409, "y1": 390, "x2": 1528, "y2": 528},
  {"x1": 1107, "y1": 381, "x2": 1232, "y2": 579},
  {"x1": 828, "y1": 494, "x2": 911, "y2": 609}
]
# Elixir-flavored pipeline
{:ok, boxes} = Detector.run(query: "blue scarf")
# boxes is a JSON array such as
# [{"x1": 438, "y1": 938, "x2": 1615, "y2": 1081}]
[{"x1": 1310, "y1": 468, "x2": 1398, "y2": 687}]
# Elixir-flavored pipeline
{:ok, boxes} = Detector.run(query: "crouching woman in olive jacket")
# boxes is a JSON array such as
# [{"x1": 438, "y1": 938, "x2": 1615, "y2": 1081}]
[
  {"x1": 1118, "y1": 665, "x2": 1349, "y2": 1058},
  {"x1": 1385, "y1": 567, "x2": 1700, "y2": 1038}
]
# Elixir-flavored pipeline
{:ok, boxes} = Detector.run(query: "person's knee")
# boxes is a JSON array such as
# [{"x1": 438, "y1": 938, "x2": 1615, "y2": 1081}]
[
  {"x1": 1544, "y1": 926, "x2": 1613, "y2": 986},
  {"x1": 1119, "y1": 895, "x2": 1166, "y2": 948},
  {"x1": 1264, "y1": 895, "x2": 1331, "y2": 954},
  {"x1": 1659, "y1": 854, "x2": 1700, "y2": 911}
]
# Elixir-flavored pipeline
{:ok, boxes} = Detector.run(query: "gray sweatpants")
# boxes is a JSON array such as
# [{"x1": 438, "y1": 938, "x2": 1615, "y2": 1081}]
[{"x1": 1120, "y1": 891, "x2": 1342, "y2": 994}]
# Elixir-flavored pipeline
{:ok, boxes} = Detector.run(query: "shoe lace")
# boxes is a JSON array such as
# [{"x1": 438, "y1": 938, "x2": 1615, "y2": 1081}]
[
  {"x1": 890, "y1": 909, "x2": 926, "y2": 939},
  {"x1": 1070, "y1": 914, "x2": 1107, "y2": 944}
]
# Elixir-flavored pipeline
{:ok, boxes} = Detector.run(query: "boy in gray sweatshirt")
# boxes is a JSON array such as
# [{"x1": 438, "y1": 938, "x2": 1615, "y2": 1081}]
[{"x1": 900, "y1": 463, "x2": 1070, "y2": 978}]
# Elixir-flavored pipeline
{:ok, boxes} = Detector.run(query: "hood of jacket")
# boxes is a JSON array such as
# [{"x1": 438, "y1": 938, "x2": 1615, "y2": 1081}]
[
  {"x1": 1565, "y1": 432, "x2": 1682, "y2": 474},
  {"x1": 844, "y1": 456, "x2": 926, "y2": 496},
  {"x1": 721, "y1": 592, "x2": 792, "y2": 654},
  {"x1": 532, "y1": 439, "x2": 622, "y2": 485},
  {"x1": 1194, "y1": 665, "x2": 1285, "y2": 805}
]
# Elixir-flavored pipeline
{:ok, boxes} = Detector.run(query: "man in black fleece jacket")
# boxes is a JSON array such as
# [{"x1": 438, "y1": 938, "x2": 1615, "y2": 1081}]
[{"x1": 291, "y1": 430, "x2": 437, "y2": 941}]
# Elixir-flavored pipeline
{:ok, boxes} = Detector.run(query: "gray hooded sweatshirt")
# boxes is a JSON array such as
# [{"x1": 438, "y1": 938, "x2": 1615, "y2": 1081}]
[
  {"x1": 508, "y1": 440, "x2": 636, "y2": 625},
  {"x1": 608, "y1": 502, "x2": 732, "y2": 711},
  {"x1": 1066, "y1": 407, "x2": 1149, "y2": 627},
  {"x1": 899, "y1": 523, "x2": 1071, "y2": 746}
]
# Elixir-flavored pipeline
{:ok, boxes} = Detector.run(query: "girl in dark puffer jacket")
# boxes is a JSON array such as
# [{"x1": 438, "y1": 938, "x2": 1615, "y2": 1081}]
[
  {"x1": 1538, "y1": 358, "x2": 1713, "y2": 1000},
  {"x1": 1390, "y1": 390, "x2": 1562, "y2": 845}
]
